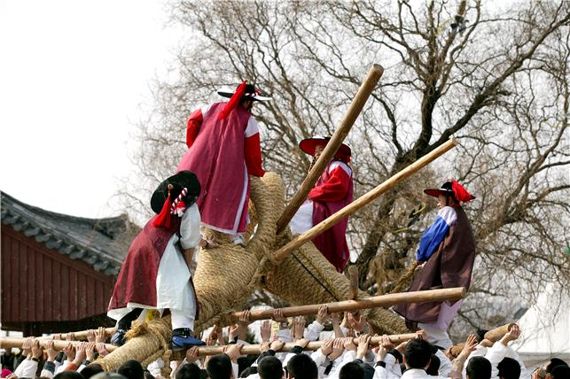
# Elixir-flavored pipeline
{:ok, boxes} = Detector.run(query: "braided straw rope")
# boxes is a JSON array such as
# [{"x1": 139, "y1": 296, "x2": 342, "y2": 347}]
[{"x1": 98, "y1": 172, "x2": 409, "y2": 370}]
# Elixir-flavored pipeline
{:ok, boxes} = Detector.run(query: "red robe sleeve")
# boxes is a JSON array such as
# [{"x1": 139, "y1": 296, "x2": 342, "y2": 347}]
[
  {"x1": 308, "y1": 165, "x2": 351, "y2": 202},
  {"x1": 185, "y1": 109, "x2": 203, "y2": 148},
  {"x1": 244, "y1": 133, "x2": 265, "y2": 177}
]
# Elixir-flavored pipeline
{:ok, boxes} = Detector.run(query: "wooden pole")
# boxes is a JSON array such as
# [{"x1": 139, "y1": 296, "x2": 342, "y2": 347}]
[
  {"x1": 39, "y1": 328, "x2": 116, "y2": 341},
  {"x1": 484, "y1": 323, "x2": 516, "y2": 342},
  {"x1": 0, "y1": 337, "x2": 117, "y2": 352},
  {"x1": 273, "y1": 138, "x2": 459, "y2": 263},
  {"x1": 195, "y1": 333, "x2": 416, "y2": 356},
  {"x1": 349, "y1": 266, "x2": 359, "y2": 300},
  {"x1": 232, "y1": 287, "x2": 465, "y2": 321},
  {"x1": 276, "y1": 64, "x2": 384, "y2": 233}
]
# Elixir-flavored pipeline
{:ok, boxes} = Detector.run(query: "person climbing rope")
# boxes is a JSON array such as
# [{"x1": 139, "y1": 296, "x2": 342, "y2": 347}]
[
  {"x1": 289, "y1": 137, "x2": 354, "y2": 272},
  {"x1": 107, "y1": 171, "x2": 204, "y2": 349},
  {"x1": 176, "y1": 82, "x2": 271, "y2": 246},
  {"x1": 394, "y1": 179, "x2": 476, "y2": 349}
]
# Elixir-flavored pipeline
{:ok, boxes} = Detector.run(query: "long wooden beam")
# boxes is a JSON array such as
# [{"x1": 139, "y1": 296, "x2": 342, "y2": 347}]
[
  {"x1": 38, "y1": 327, "x2": 116, "y2": 341},
  {"x1": 273, "y1": 138, "x2": 459, "y2": 263},
  {"x1": 0, "y1": 338, "x2": 117, "y2": 352},
  {"x1": 484, "y1": 323, "x2": 516, "y2": 342},
  {"x1": 232, "y1": 287, "x2": 465, "y2": 321},
  {"x1": 276, "y1": 64, "x2": 384, "y2": 233},
  {"x1": 196, "y1": 333, "x2": 417, "y2": 356}
]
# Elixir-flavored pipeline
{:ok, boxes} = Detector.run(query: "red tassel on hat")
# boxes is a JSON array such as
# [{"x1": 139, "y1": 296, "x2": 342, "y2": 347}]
[
  {"x1": 152, "y1": 195, "x2": 174, "y2": 230},
  {"x1": 218, "y1": 81, "x2": 247, "y2": 120},
  {"x1": 451, "y1": 180, "x2": 475, "y2": 202}
]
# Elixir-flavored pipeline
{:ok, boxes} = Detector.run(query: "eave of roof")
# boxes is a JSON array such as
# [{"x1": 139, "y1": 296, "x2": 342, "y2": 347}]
[{"x1": 1, "y1": 191, "x2": 137, "y2": 276}]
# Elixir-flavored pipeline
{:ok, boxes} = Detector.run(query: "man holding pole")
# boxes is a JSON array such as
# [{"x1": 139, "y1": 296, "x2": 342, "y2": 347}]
[
  {"x1": 394, "y1": 180, "x2": 476, "y2": 349},
  {"x1": 290, "y1": 137, "x2": 354, "y2": 272}
]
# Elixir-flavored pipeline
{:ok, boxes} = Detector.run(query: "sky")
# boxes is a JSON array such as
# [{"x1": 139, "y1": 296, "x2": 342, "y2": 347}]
[{"x1": 0, "y1": 0, "x2": 182, "y2": 219}]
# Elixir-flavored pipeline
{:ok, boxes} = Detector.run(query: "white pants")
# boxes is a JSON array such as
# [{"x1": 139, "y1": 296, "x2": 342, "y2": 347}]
[{"x1": 418, "y1": 300, "x2": 463, "y2": 349}]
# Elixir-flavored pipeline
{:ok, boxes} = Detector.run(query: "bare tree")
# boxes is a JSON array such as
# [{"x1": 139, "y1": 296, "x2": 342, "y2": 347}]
[{"x1": 122, "y1": 0, "x2": 570, "y2": 329}]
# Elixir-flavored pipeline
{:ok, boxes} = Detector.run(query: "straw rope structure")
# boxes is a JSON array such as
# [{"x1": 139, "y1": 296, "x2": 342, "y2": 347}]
[{"x1": 98, "y1": 172, "x2": 409, "y2": 371}]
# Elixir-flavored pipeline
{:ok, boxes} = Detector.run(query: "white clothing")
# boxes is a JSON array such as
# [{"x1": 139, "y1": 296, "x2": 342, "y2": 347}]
[
  {"x1": 15, "y1": 358, "x2": 38, "y2": 378},
  {"x1": 435, "y1": 349, "x2": 453, "y2": 377},
  {"x1": 305, "y1": 320, "x2": 325, "y2": 341},
  {"x1": 418, "y1": 300, "x2": 463, "y2": 349}
]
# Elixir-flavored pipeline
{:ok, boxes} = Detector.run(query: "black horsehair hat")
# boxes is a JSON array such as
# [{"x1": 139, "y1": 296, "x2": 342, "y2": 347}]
[
  {"x1": 150, "y1": 171, "x2": 201, "y2": 214},
  {"x1": 217, "y1": 83, "x2": 272, "y2": 102}
]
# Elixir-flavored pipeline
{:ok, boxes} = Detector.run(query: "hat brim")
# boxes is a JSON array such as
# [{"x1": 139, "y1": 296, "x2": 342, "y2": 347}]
[
  {"x1": 217, "y1": 88, "x2": 272, "y2": 102},
  {"x1": 423, "y1": 188, "x2": 452, "y2": 198},
  {"x1": 299, "y1": 138, "x2": 351, "y2": 158},
  {"x1": 151, "y1": 171, "x2": 201, "y2": 214}
]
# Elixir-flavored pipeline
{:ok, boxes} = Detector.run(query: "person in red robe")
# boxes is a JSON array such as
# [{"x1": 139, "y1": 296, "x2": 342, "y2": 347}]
[
  {"x1": 176, "y1": 82, "x2": 271, "y2": 245},
  {"x1": 108, "y1": 171, "x2": 204, "y2": 349},
  {"x1": 394, "y1": 180, "x2": 476, "y2": 349},
  {"x1": 290, "y1": 137, "x2": 354, "y2": 272}
]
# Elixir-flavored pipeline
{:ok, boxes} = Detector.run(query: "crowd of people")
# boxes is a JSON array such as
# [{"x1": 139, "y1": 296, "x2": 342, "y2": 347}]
[{"x1": 2, "y1": 311, "x2": 569, "y2": 379}]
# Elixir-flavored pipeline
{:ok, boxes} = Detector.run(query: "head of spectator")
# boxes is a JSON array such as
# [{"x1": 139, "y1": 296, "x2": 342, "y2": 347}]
[
  {"x1": 91, "y1": 373, "x2": 127, "y2": 379},
  {"x1": 286, "y1": 354, "x2": 318, "y2": 379},
  {"x1": 339, "y1": 362, "x2": 364, "y2": 379},
  {"x1": 81, "y1": 363, "x2": 104, "y2": 379},
  {"x1": 497, "y1": 357, "x2": 521, "y2": 379},
  {"x1": 143, "y1": 370, "x2": 155, "y2": 379},
  {"x1": 176, "y1": 363, "x2": 202, "y2": 379},
  {"x1": 207, "y1": 354, "x2": 233, "y2": 379},
  {"x1": 546, "y1": 358, "x2": 569, "y2": 377},
  {"x1": 404, "y1": 339, "x2": 433, "y2": 370},
  {"x1": 118, "y1": 360, "x2": 144, "y2": 379},
  {"x1": 258, "y1": 356, "x2": 283, "y2": 379},
  {"x1": 426, "y1": 354, "x2": 440, "y2": 376},
  {"x1": 551, "y1": 365, "x2": 570, "y2": 379},
  {"x1": 466, "y1": 356, "x2": 492, "y2": 379},
  {"x1": 54, "y1": 372, "x2": 85, "y2": 379}
]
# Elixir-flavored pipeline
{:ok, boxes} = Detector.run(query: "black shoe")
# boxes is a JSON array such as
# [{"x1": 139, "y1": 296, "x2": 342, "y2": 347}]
[{"x1": 111, "y1": 329, "x2": 127, "y2": 346}]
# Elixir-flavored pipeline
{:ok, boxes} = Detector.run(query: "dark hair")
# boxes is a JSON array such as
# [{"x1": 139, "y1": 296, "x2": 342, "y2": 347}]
[
  {"x1": 286, "y1": 354, "x2": 318, "y2": 379},
  {"x1": 466, "y1": 357, "x2": 492, "y2": 379},
  {"x1": 143, "y1": 370, "x2": 155, "y2": 379},
  {"x1": 546, "y1": 358, "x2": 569, "y2": 373},
  {"x1": 258, "y1": 356, "x2": 283, "y2": 379},
  {"x1": 552, "y1": 365, "x2": 570, "y2": 379},
  {"x1": 118, "y1": 360, "x2": 144, "y2": 379},
  {"x1": 81, "y1": 363, "x2": 104, "y2": 379},
  {"x1": 176, "y1": 363, "x2": 202, "y2": 379},
  {"x1": 497, "y1": 357, "x2": 520, "y2": 379},
  {"x1": 206, "y1": 354, "x2": 233, "y2": 379},
  {"x1": 426, "y1": 355, "x2": 441, "y2": 376},
  {"x1": 54, "y1": 372, "x2": 85, "y2": 379},
  {"x1": 339, "y1": 362, "x2": 364, "y2": 379},
  {"x1": 404, "y1": 339, "x2": 433, "y2": 369}
]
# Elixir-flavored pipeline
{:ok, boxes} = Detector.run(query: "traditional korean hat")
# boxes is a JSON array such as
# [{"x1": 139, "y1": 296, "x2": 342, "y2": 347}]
[
  {"x1": 217, "y1": 82, "x2": 272, "y2": 102},
  {"x1": 150, "y1": 171, "x2": 201, "y2": 230},
  {"x1": 424, "y1": 180, "x2": 475, "y2": 202},
  {"x1": 299, "y1": 137, "x2": 352, "y2": 163}
]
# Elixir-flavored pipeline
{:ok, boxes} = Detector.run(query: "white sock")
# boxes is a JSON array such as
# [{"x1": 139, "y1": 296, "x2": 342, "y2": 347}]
[{"x1": 171, "y1": 309, "x2": 195, "y2": 331}]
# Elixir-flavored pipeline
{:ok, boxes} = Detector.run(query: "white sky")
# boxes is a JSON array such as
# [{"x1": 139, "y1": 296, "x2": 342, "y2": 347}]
[{"x1": 0, "y1": 0, "x2": 182, "y2": 218}]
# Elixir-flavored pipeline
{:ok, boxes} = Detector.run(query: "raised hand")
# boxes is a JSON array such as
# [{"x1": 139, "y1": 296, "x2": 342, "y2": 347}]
[
  {"x1": 21, "y1": 337, "x2": 33, "y2": 358},
  {"x1": 87, "y1": 330, "x2": 96, "y2": 343},
  {"x1": 31, "y1": 339, "x2": 43, "y2": 360},
  {"x1": 356, "y1": 334, "x2": 371, "y2": 359},
  {"x1": 293, "y1": 316, "x2": 306, "y2": 340},
  {"x1": 270, "y1": 339, "x2": 285, "y2": 352},
  {"x1": 272, "y1": 308, "x2": 287, "y2": 323},
  {"x1": 459, "y1": 334, "x2": 478, "y2": 357},
  {"x1": 321, "y1": 339, "x2": 334, "y2": 356},
  {"x1": 344, "y1": 336, "x2": 357, "y2": 351},
  {"x1": 316, "y1": 305, "x2": 329, "y2": 325},
  {"x1": 85, "y1": 342, "x2": 96, "y2": 362},
  {"x1": 46, "y1": 341, "x2": 58, "y2": 362},
  {"x1": 95, "y1": 343, "x2": 109, "y2": 357},
  {"x1": 260, "y1": 320, "x2": 272, "y2": 343},
  {"x1": 223, "y1": 344, "x2": 242, "y2": 363},
  {"x1": 328, "y1": 338, "x2": 345, "y2": 361},
  {"x1": 63, "y1": 342, "x2": 75, "y2": 361},
  {"x1": 186, "y1": 346, "x2": 200, "y2": 363},
  {"x1": 95, "y1": 327, "x2": 107, "y2": 344},
  {"x1": 73, "y1": 342, "x2": 87, "y2": 365},
  {"x1": 502, "y1": 324, "x2": 521, "y2": 345}
]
